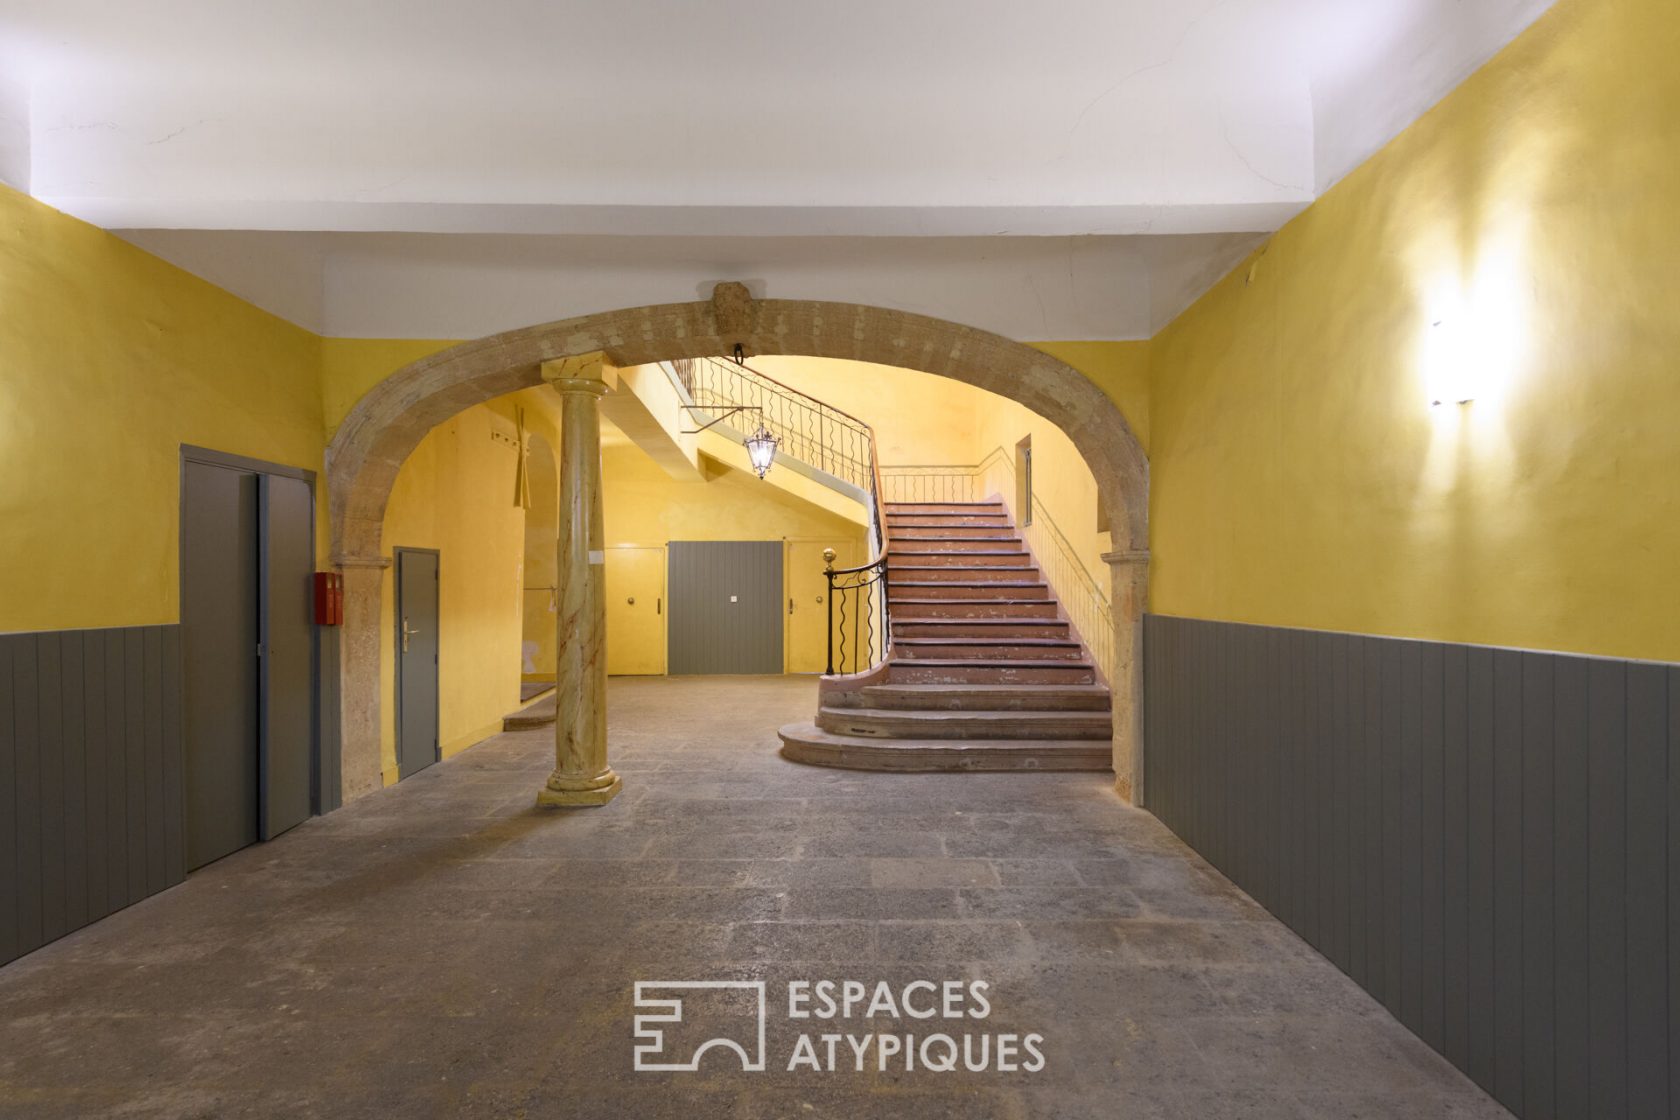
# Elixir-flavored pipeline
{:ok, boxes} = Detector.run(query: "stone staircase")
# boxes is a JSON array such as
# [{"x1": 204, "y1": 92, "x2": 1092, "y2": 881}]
[{"x1": 778, "y1": 500, "x2": 1114, "y2": 772}]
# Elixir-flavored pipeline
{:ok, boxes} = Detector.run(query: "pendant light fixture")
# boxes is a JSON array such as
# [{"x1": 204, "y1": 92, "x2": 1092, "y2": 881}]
[{"x1": 744, "y1": 424, "x2": 780, "y2": 479}]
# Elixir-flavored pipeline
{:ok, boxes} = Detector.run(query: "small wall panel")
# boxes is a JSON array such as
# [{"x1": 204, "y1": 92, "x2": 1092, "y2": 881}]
[
  {"x1": 1145, "y1": 614, "x2": 1675, "y2": 1120},
  {"x1": 0, "y1": 625, "x2": 184, "y2": 968}
]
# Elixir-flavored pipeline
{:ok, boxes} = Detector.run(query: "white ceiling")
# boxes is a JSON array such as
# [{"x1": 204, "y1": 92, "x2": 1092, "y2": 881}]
[{"x1": 0, "y1": 0, "x2": 1555, "y2": 339}]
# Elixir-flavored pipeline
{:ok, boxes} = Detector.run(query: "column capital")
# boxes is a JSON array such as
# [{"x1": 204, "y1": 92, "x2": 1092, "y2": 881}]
[
  {"x1": 541, "y1": 352, "x2": 618, "y2": 395},
  {"x1": 333, "y1": 553, "x2": 392, "y2": 570},
  {"x1": 1102, "y1": 548, "x2": 1151, "y2": 567}
]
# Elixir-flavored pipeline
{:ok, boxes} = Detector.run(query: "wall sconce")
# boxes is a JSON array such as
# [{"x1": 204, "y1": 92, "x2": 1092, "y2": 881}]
[
  {"x1": 1425, "y1": 318, "x2": 1476, "y2": 407},
  {"x1": 744, "y1": 425, "x2": 780, "y2": 479}
]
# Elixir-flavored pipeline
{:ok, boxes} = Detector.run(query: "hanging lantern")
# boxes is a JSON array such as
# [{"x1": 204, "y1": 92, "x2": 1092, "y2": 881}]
[{"x1": 744, "y1": 425, "x2": 780, "y2": 479}]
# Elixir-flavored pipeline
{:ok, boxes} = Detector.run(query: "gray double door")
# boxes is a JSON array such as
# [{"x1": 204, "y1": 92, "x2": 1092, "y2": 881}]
[
  {"x1": 667, "y1": 541, "x2": 783, "y2": 675},
  {"x1": 180, "y1": 455, "x2": 314, "y2": 871}
]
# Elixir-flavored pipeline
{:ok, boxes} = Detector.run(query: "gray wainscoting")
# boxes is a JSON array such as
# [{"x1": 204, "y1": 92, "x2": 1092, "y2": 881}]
[
  {"x1": 0, "y1": 625, "x2": 185, "y2": 968},
  {"x1": 1144, "y1": 613, "x2": 1678, "y2": 1120}
]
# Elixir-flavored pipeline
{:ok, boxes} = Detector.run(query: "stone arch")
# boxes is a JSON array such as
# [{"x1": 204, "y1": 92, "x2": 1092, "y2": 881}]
[{"x1": 327, "y1": 291, "x2": 1151, "y2": 802}]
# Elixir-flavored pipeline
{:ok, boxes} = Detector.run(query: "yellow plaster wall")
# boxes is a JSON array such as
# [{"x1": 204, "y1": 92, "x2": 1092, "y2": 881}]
[
  {"x1": 973, "y1": 394, "x2": 1112, "y2": 582},
  {"x1": 0, "y1": 184, "x2": 323, "y2": 632},
  {"x1": 753, "y1": 354, "x2": 1121, "y2": 591},
  {"x1": 378, "y1": 403, "x2": 526, "y2": 779},
  {"x1": 604, "y1": 439, "x2": 865, "y2": 547},
  {"x1": 319, "y1": 337, "x2": 458, "y2": 440},
  {"x1": 601, "y1": 438, "x2": 869, "y2": 675},
  {"x1": 1147, "y1": 0, "x2": 1680, "y2": 663},
  {"x1": 747, "y1": 355, "x2": 981, "y2": 467},
  {"x1": 520, "y1": 431, "x2": 559, "y2": 680},
  {"x1": 1030, "y1": 341, "x2": 1152, "y2": 455}
]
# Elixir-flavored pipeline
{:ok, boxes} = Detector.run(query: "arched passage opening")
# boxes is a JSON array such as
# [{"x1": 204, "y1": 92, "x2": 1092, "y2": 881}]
[{"x1": 327, "y1": 288, "x2": 1150, "y2": 803}]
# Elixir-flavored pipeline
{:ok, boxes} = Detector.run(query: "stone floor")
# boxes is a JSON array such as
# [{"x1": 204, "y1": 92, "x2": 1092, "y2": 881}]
[{"x1": 0, "y1": 676, "x2": 1507, "y2": 1119}]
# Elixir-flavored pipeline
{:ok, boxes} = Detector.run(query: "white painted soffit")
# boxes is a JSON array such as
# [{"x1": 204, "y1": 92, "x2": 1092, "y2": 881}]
[{"x1": 114, "y1": 230, "x2": 1264, "y2": 341}]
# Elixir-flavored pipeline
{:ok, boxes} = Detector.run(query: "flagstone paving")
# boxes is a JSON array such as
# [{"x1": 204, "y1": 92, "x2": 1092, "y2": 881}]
[{"x1": 0, "y1": 675, "x2": 1507, "y2": 1119}]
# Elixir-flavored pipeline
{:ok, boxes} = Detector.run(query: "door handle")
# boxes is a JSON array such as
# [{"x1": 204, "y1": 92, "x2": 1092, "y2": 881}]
[
  {"x1": 627, "y1": 596, "x2": 635, "y2": 605},
  {"x1": 789, "y1": 597, "x2": 795, "y2": 616},
  {"x1": 402, "y1": 617, "x2": 419, "y2": 653},
  {"x1": 657, "y1": 597, "x2": 662, "y2": 615}
]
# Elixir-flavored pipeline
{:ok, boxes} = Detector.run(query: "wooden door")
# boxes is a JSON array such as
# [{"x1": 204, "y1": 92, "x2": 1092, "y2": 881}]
[
  {"x1": 785, "y1": 539, "x2": 856, "y2": 673},
  {"x1": 606, "y1": 546, "x2": 666, "y2": 675}
]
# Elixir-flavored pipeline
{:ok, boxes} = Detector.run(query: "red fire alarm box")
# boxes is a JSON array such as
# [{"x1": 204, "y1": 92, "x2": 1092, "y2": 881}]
[{"x1": 313, "y1": 572, "x2": 344, "y2": 626}]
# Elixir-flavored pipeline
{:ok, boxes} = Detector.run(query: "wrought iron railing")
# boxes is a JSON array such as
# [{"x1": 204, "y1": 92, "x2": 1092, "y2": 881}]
[
  {"x1": 824, "y1": 548, "x2": 888, "y2": 676},
  {"x1": 666, "y1": 355, "x2": 892, "y2": 675},
  {"x1": 882, "y1": 450, "x2": 1115, "y2": 684},
  {"x1": 670, "y1": 357, "x2": 875, "y2": 496}
]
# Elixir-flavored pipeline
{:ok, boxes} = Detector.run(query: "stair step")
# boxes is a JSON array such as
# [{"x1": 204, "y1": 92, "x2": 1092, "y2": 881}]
[
  {"x1": 502, "y1": 693, "x2": 557, "y2": 730},
  {"x1": 893, "y1": 637, "x2": 1083, "y2": 660},
  {"x1": 886, "y1": 501, "x2": 1004, "y2": 512},
  {"x1": 888, "y1": 521, "x2": 1011, "y2": 532},
  {"x1": 892, "y1": 619, "x2": 1070, "y2": 639},
  {"x1": 890, "y1": 582, "x2": 1051, "y2": 600},
  {"x1": 817, "y1": 706, "x2": 1112, "y2": 741},
  {"x1": 886, "y1": 659, "x2": 1098, "y2": 685},
  {"x1": 887, "y1": 544, "x2": 1028, "y2": 557},
  {"x1": 889, "y1": 598, "x2": 1062, "y2": 619},
  {"x1": 887, "y1": 554, "x2": 1028, "y2": 570},
  {"x1": 861, "y1": 683, "x2": 1113, "y2": 712},
  {"x1": 889, "y1": 526, "x2": 1018, "y2": 539},
  {"x1": 888, "y1": 566, "x2": 1041, "y2": 583},
  {"x1": 779, "y1": 723, "x2": 1112, "y2": 773},
  {"x1": 888, "y1": 555, "x2": 1033, "y2": 570},
  {"x1": 887, "y1": 537, "x2": 1014, "y2": 547}
]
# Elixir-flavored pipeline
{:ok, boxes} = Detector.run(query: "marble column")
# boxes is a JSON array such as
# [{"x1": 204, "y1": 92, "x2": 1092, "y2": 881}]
[
  {"x1": 1103, "y1": 548, "x2": 1150, "y2": 806},
  {"x1": 537, "y1": 355, "x2": 621, "y2": 807}
]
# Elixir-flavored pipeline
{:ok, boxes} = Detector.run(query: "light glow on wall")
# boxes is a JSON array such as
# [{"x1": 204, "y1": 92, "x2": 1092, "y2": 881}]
[{"x1": 1419, "y1": 217, "x2": 1534, "y2": 412}]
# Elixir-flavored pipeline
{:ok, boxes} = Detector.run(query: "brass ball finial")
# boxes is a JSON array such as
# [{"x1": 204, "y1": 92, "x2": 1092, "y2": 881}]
[{"x1": 822, "y1": 547, "x2": 837, "y2": 568}]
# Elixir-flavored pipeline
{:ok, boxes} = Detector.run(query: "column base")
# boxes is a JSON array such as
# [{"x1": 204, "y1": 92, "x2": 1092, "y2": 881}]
[{"x1": 536, "y1": 768, "x2": 622, "y2": 808}]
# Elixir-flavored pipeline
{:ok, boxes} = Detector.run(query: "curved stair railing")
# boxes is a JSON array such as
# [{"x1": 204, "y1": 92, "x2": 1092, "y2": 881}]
[
  {"x1": 882, "y1": 448, "x2": 1115, "y2": 685},
  {"x1": 667, "y1": 357, "x2": 892, "y2": 676}
]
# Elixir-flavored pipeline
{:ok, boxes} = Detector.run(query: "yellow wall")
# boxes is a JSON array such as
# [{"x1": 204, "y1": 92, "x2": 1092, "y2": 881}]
[
  {"x1": 747, "y1": 355, "x2": 982, "y2": 467},
  {"x1": 520, "y1": 430, "x2": 559, "y2": 680},
  {"x1": 319, "y1": 337, "x2": 457, "y2": 440},
  {"x1": 378, "y1": 402, "x2": 527, "y2": 779},
  {"x1": 1030, "y1": 341, "x2": 1152, "y2": 455},
  {"x1": 0, "y1": 184, "x2": 323, "y2": 632},
  {"x1": 604, "y1": 439, "x2": 864, "y2": 546},
  {"x1": 1148, "y1": 0, "x2": 1680, "y2": 663},
  {"x1": 601, "y1": 438, "x2": 868, "y2": 674},
  {"x1": 752, "y1": 354, "x2": 1118, "y2": 591},
  {"x1": 972, "y1": 393, "x2": 1111, "y2": 581}
]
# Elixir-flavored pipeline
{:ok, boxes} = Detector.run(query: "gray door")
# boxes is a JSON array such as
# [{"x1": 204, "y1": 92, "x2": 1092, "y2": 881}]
[
  {"x1": 259, "y1": 474, "x2": 314, "y2": 838},
  {"x1": 182, "y1": 461, "x2": 261, "y2": 870},
  {"x1": 395, "y1": 549, "x2": 440, "y2": 778},
  {"x1": 667, "y1": 541, "x2": 783, "y2": 675}
]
